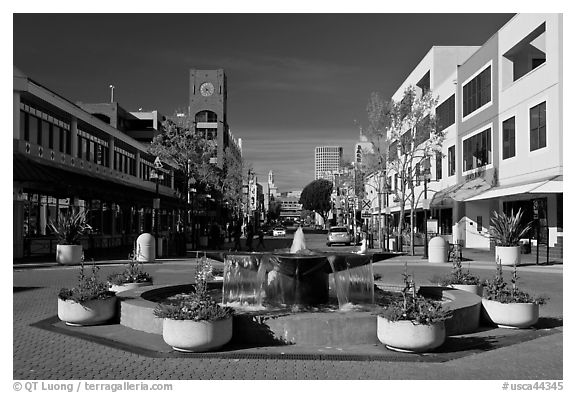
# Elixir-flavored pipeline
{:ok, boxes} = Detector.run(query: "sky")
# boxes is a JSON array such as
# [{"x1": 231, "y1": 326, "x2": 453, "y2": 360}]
[{"x1": 13, "y1": 12, "x2": 514, "y2": 191}]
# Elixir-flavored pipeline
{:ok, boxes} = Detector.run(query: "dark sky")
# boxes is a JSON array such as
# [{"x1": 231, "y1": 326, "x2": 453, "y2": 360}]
[{"x1": 13, "y1": 13, "x2": 514, "y2": 191}]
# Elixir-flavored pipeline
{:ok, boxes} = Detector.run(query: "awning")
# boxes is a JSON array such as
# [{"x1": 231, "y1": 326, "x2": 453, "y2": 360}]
[
  {"x1": 430, "y1": 176, "x2": 493, "y2": 207},
  {"x1": 465, "y1": 175, "x2": 563, "y2": 202}
]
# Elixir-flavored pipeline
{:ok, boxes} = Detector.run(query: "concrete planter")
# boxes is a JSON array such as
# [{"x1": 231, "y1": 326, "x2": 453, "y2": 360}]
[
  {"x1": 162, "y1": 317, "x2": 233, "y2": 352},
  {"x1": 109, "y1": 281, "x2": 153, "y2": 293},
  {"x1": 451, "y1": 284, "x2": 483, "y2": 297},
  {"x1": 495, "y1": 246, "x2": 522, "y2": 266},
  {"x1": 481, "y1": 298, "x2": 539, "y2": 328},
  {"x1": 56, "y1": 244, "x2": 83, "y2": 265},
  {"x1": 57, "y1": 297, "x2": 117, "y2": 326},
  {"x1": 377, "y1": 316, "x2": 446, "y2": 353}
]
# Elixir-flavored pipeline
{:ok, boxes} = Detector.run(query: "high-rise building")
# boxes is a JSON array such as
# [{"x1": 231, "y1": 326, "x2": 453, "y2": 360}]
[{"x1": 314, "y1": 146, "x2": 343, "y2": 182}]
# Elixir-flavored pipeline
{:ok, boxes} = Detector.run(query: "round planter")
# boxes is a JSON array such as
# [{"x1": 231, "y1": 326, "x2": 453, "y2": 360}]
[
  {"x1": 481, "y1": 298, "x2": 539, "y2": 328},
  {"x1": 451, "y1": 284, "x2": 483, "y2": 297},
  {"x1": 376, "y1": 316, "x2": 446, "y2": 353},
  {"x1": 57, "y1": 296, "x2": 117, "y2": 326},
  {"x1": 56, "y1": 244, "x2": 83, "y2": 265},
  {"x1": 162, "y1": 317, "x2": 233, "y2": 352},
  {"x1": 109, "y1": 281, "x2": 153, "y2": 293},
  {"x1": 495, "y1": 246, "x2": 522, "y2": 266}
]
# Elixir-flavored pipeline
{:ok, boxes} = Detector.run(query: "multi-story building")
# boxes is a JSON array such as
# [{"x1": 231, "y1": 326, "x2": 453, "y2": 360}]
[
  {"x1": 368, "y1": 14, "x2": 562, "y2": 258},
  {"x1": 314, "y1": 146, "x2": 343, "y2": 182},
  {"x1": 13, "y1": 67, "x2": 180, "y2": 259}
]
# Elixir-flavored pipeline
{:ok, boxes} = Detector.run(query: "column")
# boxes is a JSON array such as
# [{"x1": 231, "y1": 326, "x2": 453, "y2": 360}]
[
  {"x1": 13, "y1": 184, "x2": 25, "y2": 259},
  {"x1": 14, "y1": 91, "x2": 21, "y2": 140},
  {"x1": 108, "y1": 135, "x2": 115, "y2": 170},
  {"x1": 135, "y1": 151, "x2": 141, "y2": 179},
  {"x1": 70, "y1": 117, "x2": 78, "y2": 158},
  {"x1": 452, "y1": 200, "x2": 466, "y2": 246}
]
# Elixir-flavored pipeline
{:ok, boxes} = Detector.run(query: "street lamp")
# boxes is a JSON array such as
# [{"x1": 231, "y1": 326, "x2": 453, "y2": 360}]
[
  {"x1": 109, "y1": 85, "x2": 115, "y2": 103},
  {"x1": 420, "y1": 159, "x2": 432, "y2": 259}
]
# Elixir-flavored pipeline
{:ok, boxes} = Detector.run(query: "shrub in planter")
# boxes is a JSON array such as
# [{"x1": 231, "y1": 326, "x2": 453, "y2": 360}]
[
  {"x1": 108, "y1": 246, "x2": 153, "y2": 293},
  {"x1": 58, "y1": 261, "x2": 117, "y2": 326},
  {"x1": 48, "y1": 209, "x2": 92, "y2": 265},
  {"x1": 436, "y1": 250, "x2": 483, "y2": 296},
  {"x1": 489, "y1": 209, "x2": 532, "y2": 266},
  {"x1": 154, "y1": 255, "x2": 234, "y2": 352},
  {"x1": 377, "y1": 264, "x2": 452, "y2": 353},
  {"x1": 482, "y1": 261, "x2": 547, "y2": 328}
]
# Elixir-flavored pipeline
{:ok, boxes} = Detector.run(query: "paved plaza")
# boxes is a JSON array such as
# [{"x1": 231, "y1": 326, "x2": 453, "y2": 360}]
[{"x1": 13, "y1": 245, "x2": 563, "y2": 380}]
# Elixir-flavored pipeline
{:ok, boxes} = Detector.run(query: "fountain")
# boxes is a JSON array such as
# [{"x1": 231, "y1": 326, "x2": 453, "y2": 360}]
[
  {"x1": 118, "y1": 230, "x2": 481, "y2": 346},
  {"x1": 222, "y1": 227, "x2": 374, "y2": 309}
]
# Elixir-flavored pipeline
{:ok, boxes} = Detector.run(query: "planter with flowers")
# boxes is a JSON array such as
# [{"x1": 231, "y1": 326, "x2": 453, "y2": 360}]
[
  {"x1": 58, "y1": 261, "x2": 117, "y2": 326},
  {"x1": 490, "y1": 209, "x2": 532, "y2": 266},
  {"x1": 377, "y1": 264, "x2": 452, "y2": 353},
  {"x1": 482, "y1": 260, "x2": 547, "y2": 329},
  {"x1": 107, "y1": 246, "x2": 153, "y2": 293},
  {"x1": 437, "y1": 249, "x2": 483, "y2": 296},
  {"x1": 48, "y1": 210, "x2": 92, "y2": 265},
  {"x1": 154, "y1": 255, "x2": 234, "y2": 352}
]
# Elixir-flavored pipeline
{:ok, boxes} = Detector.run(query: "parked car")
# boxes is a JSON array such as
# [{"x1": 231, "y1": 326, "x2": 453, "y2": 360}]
[
  {"x1": 273, "y1": 227, "x2": 287, "y2": 237},
  {"x1": 327, "y1": 226, "x2": 351, "y2": 246}
]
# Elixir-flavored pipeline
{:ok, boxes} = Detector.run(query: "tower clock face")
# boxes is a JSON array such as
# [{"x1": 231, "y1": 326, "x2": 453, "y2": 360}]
[{"x1": 200, "y1": 82, "x2": 214, "y2": 96}]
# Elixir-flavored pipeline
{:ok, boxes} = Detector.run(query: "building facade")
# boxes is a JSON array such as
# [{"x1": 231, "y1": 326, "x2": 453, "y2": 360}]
[
  {"x1": 13, "y1": 67, "x2": 181, "y2": 259},
  {"x1": 314, "y1": 146, "x2": 343, "y2": 182},
  {"x1": 368, "y1": 14, "x2": 562, "y2": 258}
]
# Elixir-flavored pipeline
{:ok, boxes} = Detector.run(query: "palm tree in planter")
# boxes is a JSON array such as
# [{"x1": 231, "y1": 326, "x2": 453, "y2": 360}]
[
  {"x1": 154, "y1": 255, "x2": 234, "y2": 352},
  {"x1": 377, "y1": 264, "x2": 452, "y2": 353},
  {"x1": 107, "y1": 246, "x2": 153, "y2": 293},
  {"x1": 436, "y1": 250, "x2": 483, "y2": 296},
  {"x1": 482, "y1": 260, "x2": 547, "y2": 329},
  {"x1": 489, "y1": 209, "x2": 532, "y2": 266},
  {"x1": 58, "y1": 261, "x2": 117, "y2": 326},
  {"x1": 48, "y1": 209, "x2": 92, "y2": 265}
]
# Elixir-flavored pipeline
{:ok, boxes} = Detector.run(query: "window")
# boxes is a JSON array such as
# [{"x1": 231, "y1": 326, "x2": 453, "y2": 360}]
[
  {"x1": 436, "y1": 95, "x2": 455, "y2": 132},
  {"x1": 502, "y1": 117, "x2": 516, "y2": 160},
  {"x1": 448, "y1": 146, "x2": 455, "y2": 176},
  {"x1": 463, "y1": 128, "x2": 492, "y2": 172},
  {"x1": 435, "y1": 151, "x2": 442, "y2": 180},
  {"x1": 530, "y1": 102, "x2": 546, "y2": 151},
  {"x1": 195, "y1": 110, "x2": 218, "y2": 123},
  {"x1": 463, "y1": 65, "x2": 491, "y2": 117},
  {"x1": 414, "y1": 116, "x2": 431, "y2": 146},
  {"x1": 48, "y1": 123, "x2": 54, "y2": 149}
]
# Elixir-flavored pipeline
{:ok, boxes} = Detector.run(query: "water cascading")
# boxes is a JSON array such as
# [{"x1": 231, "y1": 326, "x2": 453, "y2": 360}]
[{"x1": 221, "y1": 227, "x2": 375, "y2": 309}]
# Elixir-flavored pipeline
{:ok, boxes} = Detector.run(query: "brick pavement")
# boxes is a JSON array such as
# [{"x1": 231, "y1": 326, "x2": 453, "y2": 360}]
[{"x1": 13, "y1": 260, "x2": 563, "y2": 380}]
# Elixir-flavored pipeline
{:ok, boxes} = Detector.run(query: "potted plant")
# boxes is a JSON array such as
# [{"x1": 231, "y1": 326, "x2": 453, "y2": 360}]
[
  {"x1": 377, "y1": 264, "x2": 452, "y2": 353},
  {"x1": 58, "y1": 261, "x2": 117, "y2": 326},
  {"x1": 436, "y1": 250, "x2": 483, "y2": 296},
  {"x1": 482, "y1": 260, "x2": 547, "y2": 329},
  {"x1": 489, "y1": 209, "x2": 532, "y2": 266},
  {"x1": 48, "y1": 209, "x2": 92, "y2": 265},
  {"x1": 154, "y1": 255, "x2": 234, "y2": 352},
  {"x1": 107, "y1": 246, "x2": 153, "y2": 293}
]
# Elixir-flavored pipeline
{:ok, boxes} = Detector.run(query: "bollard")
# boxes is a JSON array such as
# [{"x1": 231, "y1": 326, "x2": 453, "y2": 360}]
[
  {"x1": 136, "y1": 233, "x2": 156, "y2": 262},
  {"x1": 428, "y1": 236, "x2": 448, "y2": 263}
]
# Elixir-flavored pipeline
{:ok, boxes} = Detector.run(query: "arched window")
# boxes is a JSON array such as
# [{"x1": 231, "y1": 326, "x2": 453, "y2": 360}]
[{"x1": 195, "y1": 110, "x2": 217, "y2": 123}]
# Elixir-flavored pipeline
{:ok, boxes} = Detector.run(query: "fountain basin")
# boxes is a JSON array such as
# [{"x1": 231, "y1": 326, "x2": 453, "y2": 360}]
[{"x1": 118, "y1": 283, "x2": 481, "y2": 346}]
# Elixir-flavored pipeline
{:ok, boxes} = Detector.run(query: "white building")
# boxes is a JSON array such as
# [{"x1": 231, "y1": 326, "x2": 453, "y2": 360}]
[{"x1": 369, "y1": 14, "x2": 562, "y2": 259}]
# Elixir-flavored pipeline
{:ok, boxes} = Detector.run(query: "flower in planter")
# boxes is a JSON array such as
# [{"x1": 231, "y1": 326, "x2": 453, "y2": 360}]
[
  {"x1": 483, "y1": 260, "x2": 547, "y2": 305},
  {"x1": 437, "y1": 250, "x2": 480, "y2": 286},
  {"x1": 154, "y1": 254, "x2": 234, "y2": 322},
  {"x1": 380, "y1": 264, "x2": 452, "y2": 325},
  {"x1": 107, "y1": 246, "x2": 153, "y2": 286},
  {"x1": 59, "y1": 261, "x2": 115, "y2": 303}
]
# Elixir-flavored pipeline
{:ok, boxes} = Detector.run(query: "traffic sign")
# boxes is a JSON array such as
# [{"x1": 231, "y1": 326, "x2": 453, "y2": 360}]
[
  {"x1": 362, "y1": 200, "x2": 371, "y2": 210},
  {"x1": 154, "y1": 156, "x2": 163, "y2": 169}
]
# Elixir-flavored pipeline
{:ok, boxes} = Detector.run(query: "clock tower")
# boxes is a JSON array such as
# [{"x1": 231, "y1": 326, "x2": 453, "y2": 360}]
[{"x1": 189, "y1": 69, "x2": 229, "y2": 167}]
